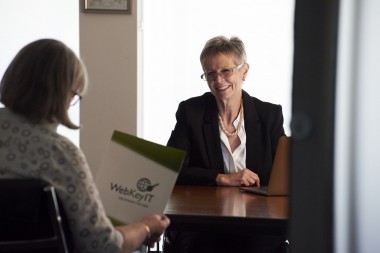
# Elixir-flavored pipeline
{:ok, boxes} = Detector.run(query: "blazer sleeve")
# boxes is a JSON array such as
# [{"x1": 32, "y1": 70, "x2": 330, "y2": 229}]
[{"x1": 167, "y1": 101, "x2": 220, "y2": 186}]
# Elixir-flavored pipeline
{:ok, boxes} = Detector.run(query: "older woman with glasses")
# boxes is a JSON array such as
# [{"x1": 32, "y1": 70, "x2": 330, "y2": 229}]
[
  {"x1": 0, "y1": 39, "x2": 170, "y2": 253},
  {"x1": 165, "y1": 36, "x2": 287, "y2": 253}
]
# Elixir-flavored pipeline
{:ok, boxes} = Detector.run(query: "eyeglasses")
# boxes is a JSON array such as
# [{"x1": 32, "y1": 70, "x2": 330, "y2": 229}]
[
  {"x1": 201, "y1": 63, "x2": 245, "y2": 81},
  {"x1": 70, "y1": 91, "x2": 82, "y2": 106}
]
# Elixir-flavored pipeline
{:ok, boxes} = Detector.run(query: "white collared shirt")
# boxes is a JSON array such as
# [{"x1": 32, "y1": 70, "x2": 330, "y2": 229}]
[{"x1": 219, "y1": 113, "x2": 247, "y2": 173}]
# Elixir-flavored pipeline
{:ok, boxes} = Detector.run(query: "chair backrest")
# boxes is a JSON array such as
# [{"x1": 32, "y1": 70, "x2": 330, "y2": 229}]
[{"x1": 0, "y1": 179, "x2": 72, "y2": 253}]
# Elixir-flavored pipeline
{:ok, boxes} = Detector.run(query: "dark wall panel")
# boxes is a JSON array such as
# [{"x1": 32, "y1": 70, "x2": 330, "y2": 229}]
[{"x1": 290, "y1": 1, "x2": 339, "y2": 252}]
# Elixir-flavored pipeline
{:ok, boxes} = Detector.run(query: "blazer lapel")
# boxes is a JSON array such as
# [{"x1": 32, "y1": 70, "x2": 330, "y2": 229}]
[
  {"x1": 203, "y1": 94, "x2": 224, "y2": 172},
  {"x1": 243, "y1": 91, "x2": 261, "y2": 172},
  {"x1": 201, "y1": 91, "x2": 262, "y2": 173}
]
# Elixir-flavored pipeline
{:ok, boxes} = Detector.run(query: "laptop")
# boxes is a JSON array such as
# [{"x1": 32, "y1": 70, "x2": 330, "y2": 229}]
[{"x1": 240, "y1": 136, "x2": 290, "y2": 196}]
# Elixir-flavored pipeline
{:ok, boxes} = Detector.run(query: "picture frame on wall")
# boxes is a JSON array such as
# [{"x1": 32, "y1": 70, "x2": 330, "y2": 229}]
[{"x1": 82, "y1": 0, "x2": 131, "y2": 14}]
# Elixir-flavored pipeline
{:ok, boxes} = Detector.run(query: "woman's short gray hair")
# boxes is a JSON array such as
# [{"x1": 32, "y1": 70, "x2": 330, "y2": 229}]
[
  {"x1": 200, "y1": 36, "x2": 247, "y2": 68},
  {"x1": 0, "y1": 39, "x2": 88, "y2": 129}
]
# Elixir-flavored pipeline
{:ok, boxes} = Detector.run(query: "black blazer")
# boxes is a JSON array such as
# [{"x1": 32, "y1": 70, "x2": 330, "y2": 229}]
[{"x1": 167, "y1": 90, "x2": 285, "y2": 186}]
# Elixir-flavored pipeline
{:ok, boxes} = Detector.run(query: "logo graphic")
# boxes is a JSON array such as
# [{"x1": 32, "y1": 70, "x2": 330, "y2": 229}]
[{"x1": 136, "y1": 178, "x2": 159, "y2": 192}]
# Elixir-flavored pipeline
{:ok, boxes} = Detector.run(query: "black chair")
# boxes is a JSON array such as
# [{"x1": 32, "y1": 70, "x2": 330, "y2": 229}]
[
  {"x1": 0, "y1": 179, "x2": 73, "y2": 253},
  {"x1": 148, "y1": 240, "x2": 163, "y2": 253}
]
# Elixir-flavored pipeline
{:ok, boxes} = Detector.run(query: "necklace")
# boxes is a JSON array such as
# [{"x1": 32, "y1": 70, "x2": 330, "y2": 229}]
[{"x1": 218, "y1": 100, "x2": 244, "y2": 137}]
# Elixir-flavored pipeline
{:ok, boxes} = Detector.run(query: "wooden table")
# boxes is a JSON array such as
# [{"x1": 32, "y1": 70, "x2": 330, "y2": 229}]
[{"x1": 164, "y1": 185, "x2": 288, "y2": 235}]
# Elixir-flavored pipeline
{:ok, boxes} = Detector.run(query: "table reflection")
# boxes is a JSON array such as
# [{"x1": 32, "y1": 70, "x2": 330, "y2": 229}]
[{"x1": 165, "y1": 186, "x2": 288, "y2": 219}]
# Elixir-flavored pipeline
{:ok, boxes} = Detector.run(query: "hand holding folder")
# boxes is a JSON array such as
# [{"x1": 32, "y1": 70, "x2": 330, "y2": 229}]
[{"x1": 96, "y1": 130, "x2": 186, "y2": 225}]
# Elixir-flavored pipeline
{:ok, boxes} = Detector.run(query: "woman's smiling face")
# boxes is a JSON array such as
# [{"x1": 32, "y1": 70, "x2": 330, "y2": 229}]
[{"x1": 203, "y1": 53, "x2": 247, "y2": 103}]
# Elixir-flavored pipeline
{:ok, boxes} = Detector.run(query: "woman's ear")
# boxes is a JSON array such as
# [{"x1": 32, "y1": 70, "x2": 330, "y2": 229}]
[{"x1": 242, "y1": 63, "x2": 250, "y2": 81}]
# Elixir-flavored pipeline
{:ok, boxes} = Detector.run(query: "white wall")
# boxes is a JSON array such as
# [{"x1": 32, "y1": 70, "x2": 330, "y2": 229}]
[
  {"x1": 140, "y1": 0, "x2": 294, "y2": 145},
  {"x1": 0, "y1": 0, "x2": 80, "y2": 146},
  {"x1": 335, "y1": 0, "x2": 380, "y2": 252},
  {"x1": 79, "y1": 1, "x2": 138, "y2": 174}
]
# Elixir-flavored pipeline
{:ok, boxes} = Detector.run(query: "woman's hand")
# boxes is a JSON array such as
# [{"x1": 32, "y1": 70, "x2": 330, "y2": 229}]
[
  {"x1": 216, "y1": 169, "x2": 260, "y2": 187},
  {"x1": 140, "y1": 214, "x2": 171, "y2": 247},
  {"x1": 116, "y1": 214, "x2": 170, "y2": 252}
]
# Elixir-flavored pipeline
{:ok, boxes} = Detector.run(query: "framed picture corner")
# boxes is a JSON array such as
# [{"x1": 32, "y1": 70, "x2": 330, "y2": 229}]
[{"x1": 82, "y1": 0, "x2": 131, "y2": 14}]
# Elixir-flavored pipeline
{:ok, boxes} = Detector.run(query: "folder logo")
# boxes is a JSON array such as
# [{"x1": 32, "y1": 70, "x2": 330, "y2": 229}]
[{"x1": 137, "y1": 178, "x2": 159, "y2": 192}]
